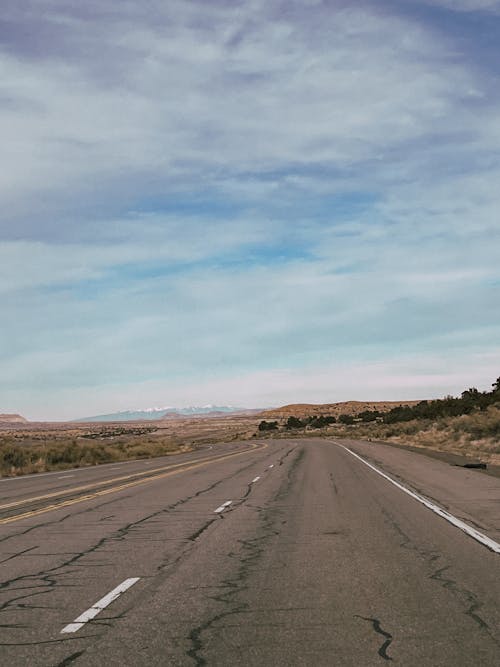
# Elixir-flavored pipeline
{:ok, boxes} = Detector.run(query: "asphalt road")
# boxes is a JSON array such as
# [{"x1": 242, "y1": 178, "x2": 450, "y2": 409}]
[{"x1": 1, "y1": 438, "x2": 500, "y2": 666}]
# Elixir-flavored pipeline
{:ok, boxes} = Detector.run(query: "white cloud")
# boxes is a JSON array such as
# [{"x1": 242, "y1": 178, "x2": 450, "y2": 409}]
[
  {"x1": 423, "y1": 0, "x2": 500, "y2": 12},
  {"x1": 0, "y1": 2, "x2": 484, "y2": 229},
  {"x1": 0, "y1": 213, "x2": 283, "y2": 292},
  {"x1": 7, "y1": 349, "x2": 500, "y2": 421},
  {"x1": 1, "y1": 2, "x2": 500, "y2": 418},
  {"x1": 2, "y1": 233, "x2": 498, "y2": 390}
]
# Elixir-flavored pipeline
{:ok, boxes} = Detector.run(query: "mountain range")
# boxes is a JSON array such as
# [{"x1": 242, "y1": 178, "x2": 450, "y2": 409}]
[{"x1": 74, "y1": 405, "x2": 255, "y2": 422}]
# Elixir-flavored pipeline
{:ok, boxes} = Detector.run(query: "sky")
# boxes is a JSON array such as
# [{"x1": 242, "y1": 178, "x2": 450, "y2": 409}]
[{"x1": 1, "y1": 0, "x2": 500, "y2": 421}]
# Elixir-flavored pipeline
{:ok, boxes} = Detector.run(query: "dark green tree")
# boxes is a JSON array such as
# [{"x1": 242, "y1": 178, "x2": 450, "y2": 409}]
[
  {"x1": 285, "y1": 416, "x2": 304, "y2": 429},
  {"x1": 258, "y1": 420, "x2": 278, "y2": 432},
  {"x1": 338, "y1": 414, "x2": 354, "y2": 425}
]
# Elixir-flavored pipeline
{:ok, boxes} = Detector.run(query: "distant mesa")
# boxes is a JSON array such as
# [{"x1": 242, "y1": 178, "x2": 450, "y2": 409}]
[
  {"x1": 75, "y1": 406, "x2": 256, "y2": 422},
  {"x1": 261, "y1": 400, "x2": 421, "y2": 419},
  {"x1": 0, "y1": 413, "x2": 28, "y2": 423}
]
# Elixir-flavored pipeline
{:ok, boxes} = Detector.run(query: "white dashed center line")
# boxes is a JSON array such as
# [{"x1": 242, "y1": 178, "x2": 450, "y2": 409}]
[
  {"x1": 251, "y1": 476, "x2": 261, "y2": 483},
  {"x1": 214, "y1": 500, "x2": 232, "y2": 513},
  {"x1": 61, "y1": 577, "x2": 140, "y2": 634},
  {"x1": 268, "y1": 464, "x2": 274, "y2": 468}
]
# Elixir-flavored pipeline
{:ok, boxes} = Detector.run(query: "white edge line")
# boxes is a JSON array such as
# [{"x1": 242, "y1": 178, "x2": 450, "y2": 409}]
[
  {"x1": 251, "y1": 476, "x2": 261, "y2": 483},
  {"x1": 61, "y1": 577, "x2": 140, "y2": 634},
  {"x1": 340, "y1": 445, "x2": 500, "y2": 554},
  {"x1": 214, "y1": 500, "x2": 232, "y2": 514}
]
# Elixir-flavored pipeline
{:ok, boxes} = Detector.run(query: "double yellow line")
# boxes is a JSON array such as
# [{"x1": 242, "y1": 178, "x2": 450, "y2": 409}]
[{"x1": 0, "y1": 442, "x2": 266, "y2": 525}]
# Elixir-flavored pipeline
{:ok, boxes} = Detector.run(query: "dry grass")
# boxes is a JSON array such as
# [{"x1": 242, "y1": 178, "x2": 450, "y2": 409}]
[
  {"x1": 326, "y1": 406, "x2": 500, "y2": 464},
  {"x1": 0, "y1": 415, "x2": 263, "y2": 477},
  {"x1": 7, "y1": 406, "x2": 497, "y2": 477},
  {"x1": 0, "y1": 428, "x2": 181, "y2": 477}
]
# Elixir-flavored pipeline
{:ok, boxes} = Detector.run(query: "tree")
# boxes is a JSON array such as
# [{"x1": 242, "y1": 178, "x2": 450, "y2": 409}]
[
  {"x1": 461, "y1": 387, "x2": 479, "y2": 400},
  {"x1": 285, "y1": 416, "x2": 304, "y2": 429},
  {"x1": 258, "y1": 420, "x2": 278, "y2": 432},
  {"x1": 309, "y1": 415, "x2": 326, "y2": 429},
  {"x1": 338, "y1": 414, "x2": 354, "y2": 425},
  {"x1": 358, "y1": 410, "x2": 380, "y2": 422}
]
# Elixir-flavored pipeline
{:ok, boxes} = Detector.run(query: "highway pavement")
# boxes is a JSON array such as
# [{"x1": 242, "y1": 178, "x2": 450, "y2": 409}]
[{"x1": 1, "y1": 437, "x2": 499, "y2": 666}]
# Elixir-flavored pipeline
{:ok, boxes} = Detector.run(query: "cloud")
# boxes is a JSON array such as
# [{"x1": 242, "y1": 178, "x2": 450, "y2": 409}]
[
  {"x1": 6, "y1": 349, "x2": 500, "y2": 421},
  {"x1": 0, "y1": 1, "x2": 483, "y2": 234},
  {"x1": 421, "y1": 1, "x2": 500, "y2": 12},
  {"x1": 2, "y1": 236, "x2": 498, "y2": 401},
  {"x1": 0, "y1": 213, "x2": 286, "y2": 292},
  {"x1": 1, "y1": 1, "x2": 499, "y2": 418}
]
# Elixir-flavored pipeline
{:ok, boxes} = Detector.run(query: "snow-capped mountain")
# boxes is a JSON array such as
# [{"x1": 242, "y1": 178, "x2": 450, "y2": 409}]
[{"x1": 74, "y1": 406, "x2": 249, "y2": 422}]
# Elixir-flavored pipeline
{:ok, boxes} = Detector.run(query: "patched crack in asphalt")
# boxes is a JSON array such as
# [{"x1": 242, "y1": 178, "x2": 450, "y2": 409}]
[
  {"x1": 275, "y1": 447, "x2": 304, "y2": 501},
  {"x1": 0, "y1": 454, "x2": 274, "y2": 630},
  {"x1": 345, "y1": 449, "x2": 491, "y2": 531},
  {"x1": 429, "y1": 565, "x2": 496, "y2": 639},
  {"x1": 223, "y1": 446, "x2": 295, "y2": 512},
  {"x1": 186, "y1": 519, "x2": 278, "y2": 667},
  {"x1": 0, "y1": 495, "x2": 133, "y2": 545},
  {"x1": 0, "y1": 442, "x2": 290, "y2": 661},
  {"x1": 355, "y1": 615, "x2": 393, "y2": 661},
  {"x1": 381, "y1": 507, "x2": 439, "y2": 563},
  {"x1": 278, "y1": 446, "x2": 295, "y2": 466},
  {"x1": 56, "y1": 650, "x2": 86, "y2": 666},
  {"x1": 185, "y1": 445, "x2": 305, "y2": 666},
  {"x1": 0, "y1": 635, "x2": 97, "y2": 646},
  {"x1": 329, "y1": 472, "x2": 338, "y2": 495},
  {"x1": 0, "y1": 444, "x2": 277, "y2": 540},
  {"x1": 381, "y1": 507, "x2": 500, "y2": 648},
  {"x1": 0, "y1": 545, "x2": 39, "y2": 564},
  {"x1": 188, "y1": 518, "x2": 217, "y2": 542}
]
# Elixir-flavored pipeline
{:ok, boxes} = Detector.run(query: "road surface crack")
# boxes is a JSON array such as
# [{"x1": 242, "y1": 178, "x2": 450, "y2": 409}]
[
  {"x1": 0, "y1": 461, "x2": 264, "y2": 621},
  {"x1": 355, "y1": 615, "x2": 393, "y2": 661},
  {"x1": 56, "y1": 649, "x2": 86, "y2": 666},
  {"x1": 429, "y1": 565, "x2": 497, "y2": 641},
  {"x1": 329, "y1": 472, "x2": 338, "y2": 495},
  {"x1": 381, "y1": 507, "x2": 499, "y2": 648},
  {"x1": 278, "y1": 447, "x2": 295, "y2": 466},
  {"x1": 187, "y1": 518, "x2": 217, "y2": 542},
  {"x1": 0, "y1": 496, "x2": 132, "y2": 545},
  {"x1": 0, "y1": 545, "x2": 39, "y2": 564},
  {"x1": 185, "y1": 446, "x2": 304, "y2": 665},
  {"x1": 0, "y1": 445, "x2": 291, "y2": 654}
]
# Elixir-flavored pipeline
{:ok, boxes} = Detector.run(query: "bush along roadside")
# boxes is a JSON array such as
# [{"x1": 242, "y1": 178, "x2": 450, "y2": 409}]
[{"x1": 0, "y1": 437, "x2": 188, "y2": 477}]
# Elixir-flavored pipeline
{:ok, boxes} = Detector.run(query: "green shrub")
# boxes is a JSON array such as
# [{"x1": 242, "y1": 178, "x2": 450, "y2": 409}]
[
  {"x1": 338, "y1": 414, "x2": 354, "y2": 425},
  {"x1": 451, "y1": 407, "x2": 500, "y2": 439},
  {"x1": 0, "y1": 445, "x2": 29, "y2": 473},
  {"x1": 286, "y1": 416, "x2": 304, "y2": 429},
  {"x1": 258, "y1": 420, "x2": 278, "y2": 431}
]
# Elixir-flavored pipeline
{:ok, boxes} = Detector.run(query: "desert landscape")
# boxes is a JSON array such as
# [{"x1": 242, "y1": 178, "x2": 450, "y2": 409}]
[
  {"x1": 0, "y1": 412, "x2": 265, "y2": 476},
  {"x1": 2, "y1": 379, "x2": 499, "y2": 477}
]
